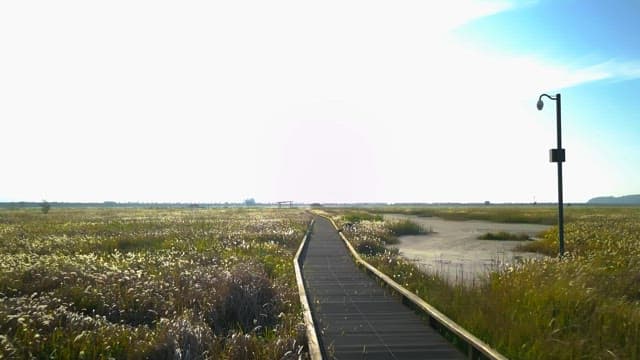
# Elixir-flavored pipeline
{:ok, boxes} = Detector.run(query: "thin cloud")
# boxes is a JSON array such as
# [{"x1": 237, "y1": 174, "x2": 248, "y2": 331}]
[{"x1": 586, "y1": 59, "x2": 640, "y2": 82}]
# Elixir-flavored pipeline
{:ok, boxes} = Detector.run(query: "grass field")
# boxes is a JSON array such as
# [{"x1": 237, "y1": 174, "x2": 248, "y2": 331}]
[
  {"x1": 0, "y1": 208, "x2": 312, "y2": 359},
  {"x1": 332, "y1": 206, "x2": 640, "y2": 359}
]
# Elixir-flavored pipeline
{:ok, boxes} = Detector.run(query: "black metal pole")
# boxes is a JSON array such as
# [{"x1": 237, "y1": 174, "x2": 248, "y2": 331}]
[{"x1": 555, "y1": 93, "x2": 565, "y2": 257}]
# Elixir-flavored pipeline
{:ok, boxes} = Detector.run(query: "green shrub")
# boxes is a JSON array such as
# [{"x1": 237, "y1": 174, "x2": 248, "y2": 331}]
[
  {"x1": 40, "y1": 201, "x2": 50, "y2": 214},
  {"x1": 477, "y1": 231, "x2": 530, "y2": 241},
  {"x1": 355, "y1": 239, "x2": 387, "y2": 256},
  {"x1": 342, "y1": 211, "x2": 383, "y2": 223},
  {"x1": 208, "y1": 263, "x2": 280, "y2": 335},
  {"x1": 386, "y1": 220, "x2": 431, "y2": 236}
]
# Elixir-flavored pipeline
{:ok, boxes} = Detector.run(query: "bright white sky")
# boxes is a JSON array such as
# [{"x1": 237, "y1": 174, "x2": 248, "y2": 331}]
[{"x1": 1, "y1": 1, "x2": 638, "y2": 203}]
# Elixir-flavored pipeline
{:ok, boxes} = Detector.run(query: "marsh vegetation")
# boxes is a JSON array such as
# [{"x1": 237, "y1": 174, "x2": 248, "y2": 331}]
[
  {"x1": 0, "y1": 208, "x2": 312, "y2": 359},
  {"x1": 386, "y1": 219, "x2": 432, "y2": 237}
]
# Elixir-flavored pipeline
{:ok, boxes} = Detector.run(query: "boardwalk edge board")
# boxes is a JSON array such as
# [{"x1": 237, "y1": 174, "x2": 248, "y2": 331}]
[
  {"x1": 294, "y1": 219, "x2": 323, "y2": 360},
  {"x1": 322, "y1": 215, "x2": 508, "y2": 360}
]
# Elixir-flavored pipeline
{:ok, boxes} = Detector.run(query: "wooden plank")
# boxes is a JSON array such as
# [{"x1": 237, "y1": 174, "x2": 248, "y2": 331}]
[
  {"x1": 294, "y1": 219, "x2": 323, "y2": 360},
  {"x1": 304, "y1": 217, "x2": 463, "y2": 359}
]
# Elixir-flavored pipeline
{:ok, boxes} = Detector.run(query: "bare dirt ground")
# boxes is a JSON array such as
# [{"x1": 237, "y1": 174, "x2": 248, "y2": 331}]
[{"x1": 384, "y1": 214, "x2": 551, "y2": 285}]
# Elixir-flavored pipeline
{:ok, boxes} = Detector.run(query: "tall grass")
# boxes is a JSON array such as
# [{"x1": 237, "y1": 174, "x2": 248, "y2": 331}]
[
  {"x1": 340, "y1": 211, "x2": 383, "y2": 223},
  {"x1": 332, "y1": 216, "x2": 399, "y2": 256},
  {"x1": 334, "y1": 207, "x2": 640, "y2": 359},
  {"x1": 0, "y1": 208, "x2": 312, "y2": 359},
  {"x1": 386, "y1": 219, "x2": 431, "y2": 236}
]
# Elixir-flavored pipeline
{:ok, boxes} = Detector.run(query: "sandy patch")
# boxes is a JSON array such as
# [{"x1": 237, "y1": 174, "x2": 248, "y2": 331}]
[{"x1": 384, "y1": 214, "x2": 551, "y2": 284}]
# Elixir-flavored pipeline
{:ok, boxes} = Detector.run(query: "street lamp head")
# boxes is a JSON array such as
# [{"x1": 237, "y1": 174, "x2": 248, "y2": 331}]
[{"x1": 536, "y1": 98, "x2": 544, "y2": 111}]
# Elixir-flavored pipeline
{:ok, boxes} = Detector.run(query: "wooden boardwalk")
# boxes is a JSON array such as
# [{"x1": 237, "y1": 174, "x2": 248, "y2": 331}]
[{"x1": 301, "y1": 217, "x2": 464, "y2": 360}]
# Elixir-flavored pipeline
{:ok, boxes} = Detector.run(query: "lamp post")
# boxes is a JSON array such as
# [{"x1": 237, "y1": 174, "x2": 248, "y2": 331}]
[{"x1": 537, "y1": 93, "x2": 565, "y2": 257}]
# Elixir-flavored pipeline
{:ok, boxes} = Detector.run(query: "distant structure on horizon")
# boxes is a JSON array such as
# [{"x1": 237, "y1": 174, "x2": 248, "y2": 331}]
[{"x1": 588, "y1": 194, "x2": 640, "y2": 205}]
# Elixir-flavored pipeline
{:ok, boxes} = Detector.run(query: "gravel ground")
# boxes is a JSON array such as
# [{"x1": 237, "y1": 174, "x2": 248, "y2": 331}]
[{"x1": 384, "y1": 214, "x2": 551, "y2": 285}]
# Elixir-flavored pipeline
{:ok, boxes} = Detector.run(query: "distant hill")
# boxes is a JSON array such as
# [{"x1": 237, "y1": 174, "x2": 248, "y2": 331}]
[{"x1": 588, "y1": 194, "x2": 640, "y2": 205}]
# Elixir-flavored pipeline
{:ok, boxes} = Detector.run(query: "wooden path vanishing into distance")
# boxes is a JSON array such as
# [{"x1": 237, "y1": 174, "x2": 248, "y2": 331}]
[{"x1": 300, "y1": 216, "x2": 465, "y2": 360}]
